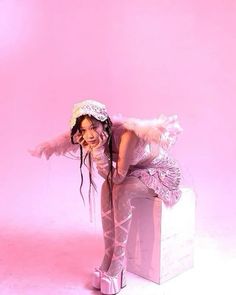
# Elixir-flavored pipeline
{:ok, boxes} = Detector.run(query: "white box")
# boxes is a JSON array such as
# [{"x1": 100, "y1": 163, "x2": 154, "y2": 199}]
[{"x1": 126, "y1": 187, "x2": 196, "y2": 284}]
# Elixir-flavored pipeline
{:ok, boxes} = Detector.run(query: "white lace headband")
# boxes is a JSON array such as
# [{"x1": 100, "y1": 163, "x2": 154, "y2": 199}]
[{"x1": 69, "y1": 99, "x2": 108, "y2": 129}]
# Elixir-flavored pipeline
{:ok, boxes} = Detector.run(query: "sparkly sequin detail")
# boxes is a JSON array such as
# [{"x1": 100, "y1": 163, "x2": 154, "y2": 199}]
[
  {"x1": 129, "y1": 140, "x2": 151, "y2": 165},
  {"x1": 129, "y1": 140, "x2": 181, "y2": 206}
]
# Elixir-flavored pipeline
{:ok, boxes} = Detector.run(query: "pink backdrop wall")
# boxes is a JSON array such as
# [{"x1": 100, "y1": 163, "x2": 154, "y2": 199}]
[{"x1": 1, "y1": 0, "x2": 235, "y2": 257}]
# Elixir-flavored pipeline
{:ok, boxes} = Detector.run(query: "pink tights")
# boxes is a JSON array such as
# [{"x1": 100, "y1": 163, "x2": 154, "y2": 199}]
[{"x1": 99, "y1": 176, "x2": 156, "y2": 276}]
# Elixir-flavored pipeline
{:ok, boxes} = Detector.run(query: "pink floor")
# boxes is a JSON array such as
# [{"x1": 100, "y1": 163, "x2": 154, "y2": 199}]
[
  {"x1": 0, "y1": 161, "x2": 235, "y2": 295},
  {"x1": 1, "y1": 221, "x2": 235, "y2": 295}
]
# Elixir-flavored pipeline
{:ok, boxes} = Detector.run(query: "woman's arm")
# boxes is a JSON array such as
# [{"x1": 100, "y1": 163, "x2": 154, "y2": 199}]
[
  {"x1": 91, "y1": 130, "x2": 139, "y2": 184},
  {"x1": 113, "y1": 130, "x2": 138, "y2": 183}
]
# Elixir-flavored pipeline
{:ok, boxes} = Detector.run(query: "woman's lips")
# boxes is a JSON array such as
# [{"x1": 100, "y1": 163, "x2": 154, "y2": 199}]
[{"x1": 87, "y1": 140, "x2": 96, "y2": 144}]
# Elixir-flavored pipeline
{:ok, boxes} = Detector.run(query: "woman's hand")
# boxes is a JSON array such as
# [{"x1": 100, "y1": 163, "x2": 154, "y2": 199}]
[
  {"x1": 90, "y1": 131, "x2": 110, "y2": 178},
  {"x1": 73, "y1": 131, "x2": 89, "y2": 149},
  {"x1": 92, "y1": 131, "x2": 109, "y2": 151}
]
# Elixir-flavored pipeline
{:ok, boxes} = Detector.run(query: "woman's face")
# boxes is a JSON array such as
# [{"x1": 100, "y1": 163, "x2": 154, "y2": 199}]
[{"x1": 79, "y1": 117, "x2": 104, "y2": 147}]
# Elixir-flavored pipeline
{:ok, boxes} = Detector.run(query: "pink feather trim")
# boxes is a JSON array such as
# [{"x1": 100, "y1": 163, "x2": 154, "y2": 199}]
[
  {"x1": 29, "y1": 114, "x2": 182, "y2": 160},
  {"x1": 28, "y1": 131, "x2": 79, "y2": 159},
  {"x1": 112, "y1": 114, "x2": 183, "y2": 151}
]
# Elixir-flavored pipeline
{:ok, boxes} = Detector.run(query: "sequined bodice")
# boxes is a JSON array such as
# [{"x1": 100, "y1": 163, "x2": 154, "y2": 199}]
[{"x1": 129, "y1": 139, "x2": 152, "y2": 165}]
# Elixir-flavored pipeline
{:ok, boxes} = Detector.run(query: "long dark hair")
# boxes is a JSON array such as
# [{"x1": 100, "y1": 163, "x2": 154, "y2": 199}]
[{"x1": 70, "y1": 115, "x2": 113, "y2": 207}]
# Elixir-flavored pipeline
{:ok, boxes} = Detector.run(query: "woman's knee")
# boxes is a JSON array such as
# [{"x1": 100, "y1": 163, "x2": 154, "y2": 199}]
[
  {"x1": 101, "y1": 180, "x2": 110, "y2": 194},
  {"x1": 112, "y1": 181, "x2": 134, "y2": 203},
  {"x1": 112, "y1": 177, "x2": 138, "y2": 194}
]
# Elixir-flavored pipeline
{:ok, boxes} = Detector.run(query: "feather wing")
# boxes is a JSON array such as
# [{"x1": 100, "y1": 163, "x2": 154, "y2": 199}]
[
  {"x1": 112, "y1": 114, "x2": 182, "y2": 151},
  {"x1": 29, "y1": 131, "x2": 80, "y2": 159}
]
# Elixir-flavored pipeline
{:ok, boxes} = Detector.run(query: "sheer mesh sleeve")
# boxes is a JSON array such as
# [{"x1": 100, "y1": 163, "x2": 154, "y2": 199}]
[{"x1": 91, "y1": 130, "x2": 139, "y2": 184}]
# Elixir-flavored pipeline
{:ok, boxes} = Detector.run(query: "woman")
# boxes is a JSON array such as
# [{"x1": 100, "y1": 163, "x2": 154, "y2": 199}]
[{"x1": 30, "y1": 99, "x2": 182, "y2": 294}]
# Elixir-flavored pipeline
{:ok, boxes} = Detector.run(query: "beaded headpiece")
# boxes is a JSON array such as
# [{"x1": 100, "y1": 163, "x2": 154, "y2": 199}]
[{"x1": 69, "y1": 99, "x2": 108, "y2": 129}]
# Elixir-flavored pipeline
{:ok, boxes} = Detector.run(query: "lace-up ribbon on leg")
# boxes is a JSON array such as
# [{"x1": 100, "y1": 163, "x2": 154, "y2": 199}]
[{"x1": 100, "y1": 213, "x2": 132, "y2": 294}]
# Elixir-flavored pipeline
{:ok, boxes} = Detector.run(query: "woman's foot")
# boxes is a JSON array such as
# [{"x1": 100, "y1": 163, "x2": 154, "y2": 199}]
[
  {"x1": 92, "y1": 267, "x2": 103, "y2": 289},
  {"x1": 100, "y1": 268, "x2": 127, "y2": 295}
]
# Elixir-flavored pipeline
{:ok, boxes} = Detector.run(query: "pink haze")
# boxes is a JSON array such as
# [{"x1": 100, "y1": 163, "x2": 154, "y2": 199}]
[{"x1": 0, "y1": 0, "x2": 235, "y2": 294}]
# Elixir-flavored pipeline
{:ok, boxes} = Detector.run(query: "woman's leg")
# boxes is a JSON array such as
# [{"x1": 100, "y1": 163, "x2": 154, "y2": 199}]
[
  {"x1": 107, "y1": 176, "x2": 155, "y2": 276},
  {"x1": 99, "y1": 180, "x2": 115, "y2": 272}
]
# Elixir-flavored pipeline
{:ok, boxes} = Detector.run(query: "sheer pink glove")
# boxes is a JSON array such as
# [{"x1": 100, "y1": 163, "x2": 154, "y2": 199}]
[
  {"x1": 91, "y1": 132, "x2": 110, "y2": 178},
  {"x1": 72, "y1": 131, "x2": 91, "y2": 153},
  {"x1": 91, "y1": 132, "x2": 129, "y2": 184}
]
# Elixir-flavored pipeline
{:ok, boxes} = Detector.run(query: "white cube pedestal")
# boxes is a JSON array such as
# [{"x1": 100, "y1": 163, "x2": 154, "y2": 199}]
[{"x1": 126, "y1": 187, "x2": 196, "y2": 284}]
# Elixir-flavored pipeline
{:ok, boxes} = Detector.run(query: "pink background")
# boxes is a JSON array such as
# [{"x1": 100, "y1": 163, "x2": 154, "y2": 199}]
[{"x1": 0, "y1": 0, "x2": 235, "y2": 294}]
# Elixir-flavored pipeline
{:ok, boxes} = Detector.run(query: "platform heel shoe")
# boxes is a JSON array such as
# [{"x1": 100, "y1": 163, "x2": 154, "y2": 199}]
[
  {"x1": 100, "y1": 268, "x2": 126, "y2": 295},
  {"x1": 92, "y1": 267, "x2": 104, "y2": 289}
]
